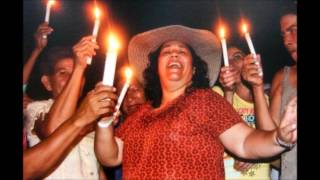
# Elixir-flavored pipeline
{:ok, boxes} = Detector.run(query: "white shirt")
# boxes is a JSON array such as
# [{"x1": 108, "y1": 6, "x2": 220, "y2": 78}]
[{"x1": 24, "y1": 99, "x2": 100, "y2": 179}]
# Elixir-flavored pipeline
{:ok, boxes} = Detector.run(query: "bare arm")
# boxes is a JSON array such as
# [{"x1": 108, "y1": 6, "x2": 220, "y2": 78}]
[
  {"x1": 242, "y1": 54, "x2": 280, "y2": 130},
  {"x1": 95, "y1": 123, "x2": 124, "y2": 167},
  {"x1": 98, "y1": 166, "x2": 107, "y2": 180},
  {"x1": 219, "y1": 97, "x2": 297, "y2": 159},
  {"x1": 269, "y1": 72, "x2": 283, "y2": 127},
  {"x1": 23, "y1": 23, "x2": 53, "y2": 84},
  {"x1": 23, "y1": 116, "x2": 85, "y2": 179},
  {"x1": 23, "y1": 85, "x2": 116, "y2": 179},
  {"x1": 23, "y1": 49, "x2": 42, "y2": 84},
  {"x1": 92, "y1": 83, "x2": 124, "y2": 167},
  {"x1": 220, "y1": 122, "x2": 282, "y2": 159},
  {"x1": 42, "y1": 36, "x2": 99, "y2": 137},
  {"x1": 224, "y1": 91, "x2": 234, "y2": 104}
]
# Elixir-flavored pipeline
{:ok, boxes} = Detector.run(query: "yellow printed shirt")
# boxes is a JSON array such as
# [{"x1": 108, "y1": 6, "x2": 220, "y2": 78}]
[{"x1": 213, "y1": 86, "x2": 270, "y2": 180}]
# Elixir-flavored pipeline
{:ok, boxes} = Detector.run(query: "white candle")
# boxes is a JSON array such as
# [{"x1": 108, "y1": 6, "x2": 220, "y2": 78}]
[
  {"x1": 113, "y1": 68, "x2": 133, "y2": 115},
  {"x1": 92, "y1": 18, "x2": 100, "y2": 37},
  {"x1": 102, "y1": 50, "x2": 117, "y2": 86},
  {"x1": 219, "y1": 27, "x2": 229, "y2": 67},
  {"x1": 114, "y1": 83, "x2": 129, "y2": 113},
  {"x1": 242, "y1": 24, "x2": 256, "y2": 58},
  {"x1": 43, "y1": 0, "x2": 54, "y2": 39},
  {"x1": 244, "y1": 32, "x2": 256, "y2": 58},
  {"x1": 102, "y1": 34, "x2": 120, "y2": 86},
  {"x1": 44, "y1": 0, "x2": 54, "y2": 23},
  {"x1": 87, "y1": 7, "x2": 101, "y2": 65},
  {"x1": 98, "y1": 68, "x2": 132, "y2": 128},
  {"x1": 242, "y1": 23, "x2": 262, "y2": 76}
]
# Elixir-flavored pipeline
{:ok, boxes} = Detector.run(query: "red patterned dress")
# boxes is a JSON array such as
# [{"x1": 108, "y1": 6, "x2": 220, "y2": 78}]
[{"x1": 116, "y1": 89, "x2": 242, "y2": 180}]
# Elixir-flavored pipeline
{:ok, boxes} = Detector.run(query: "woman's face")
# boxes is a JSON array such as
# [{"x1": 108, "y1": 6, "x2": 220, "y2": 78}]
[{"x1": 157, "y1": 40, "x2": 193, "y2": 89}]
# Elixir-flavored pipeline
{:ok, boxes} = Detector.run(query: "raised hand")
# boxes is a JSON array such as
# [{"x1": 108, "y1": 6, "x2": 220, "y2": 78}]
[
  {"x1": 72, "y1": 36, "x2": 99, "y2": 69},
  {"x1": 34, "y1": 22, "x2": 53, "y2": 50},
  {"x1": 73, "y1": 82, "x2": 117, "y2": 127},
  {"x1": 219, "y1": 65, "x2": 241, "y2": 91},
  {"x1": 242, "y1": 54, "x2": 263, "y2": 88}
]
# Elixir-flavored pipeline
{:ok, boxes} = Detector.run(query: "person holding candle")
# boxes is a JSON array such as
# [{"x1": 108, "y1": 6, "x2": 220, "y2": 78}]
[
  {"x1": 23, "y1": 22, "x2": 53, "y2": 149},
  {"x1": 24, "y1": 83, "x2": 117, "y2": 179},
  {"x1": 94, "y1": 25, "x2": 297, "y2": 180},
  {"x1": 106, "y1": 74, "x2": 147, "y2": 180},
  {"x1": 241, "y1": 5, "x2": 297, "y2": 180},
  {"x1": 24, "y1": 35, "x2": 112, "y2": 179},
  {"x1": 23, "y1": 22, "x2": 53, "y2": 108},
  {"x1": 213, "y1": 45, "x2": 271, "y2": 180}
]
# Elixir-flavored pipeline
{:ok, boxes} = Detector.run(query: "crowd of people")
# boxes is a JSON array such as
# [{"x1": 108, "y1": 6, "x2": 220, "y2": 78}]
[{"x1": 23, "y1": 3, "x2": 297, "y2": 180}]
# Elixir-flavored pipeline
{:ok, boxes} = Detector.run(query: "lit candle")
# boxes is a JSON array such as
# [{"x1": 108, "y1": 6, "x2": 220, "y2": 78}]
[
  {"x1": 87, "y1": 7, "x2": 101, "y2": 64},
  {"x1": 242, "y1": 23, "x2": 256, "y2": 58},
  {"x1": 114, "y1": 68, "x2": 133, "y2": 115},
  {"x1": 242, "y1": 23, "x2": 262, "y2": 76},
  {"x1": 98, "y1": 67, "x2": 133, "y2": 128},
  {"x1": 102, "y1": 34, "x2": 120, "y2": 86},
  {"x1": 219, "y1": 27, "x2": 229, "y2": 67},
  {"x1": 43, "y1": 0, "x2": 55, "y2": 38}
]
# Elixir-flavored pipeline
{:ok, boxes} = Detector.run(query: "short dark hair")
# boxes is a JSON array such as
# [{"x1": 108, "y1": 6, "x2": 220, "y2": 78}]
[
  {"x1": 143, "y1": 44, "x2": 210, "y2": 107},
  {"x1": 280, "y1": 2, "x2": 297, "y2": 18},
  {"x1": 40, "y1": 46, "x2": 74, "y2": 76},
  {"x1": 227, "y1": 40, "x2": 248, "y2": 55}
]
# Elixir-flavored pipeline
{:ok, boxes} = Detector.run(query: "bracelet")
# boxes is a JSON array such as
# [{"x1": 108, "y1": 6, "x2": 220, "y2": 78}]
[
  {"x1": 98, "y1": 117, "x2": 113, "y2": 128},
  {"x1": 276, "y1": 136, "x2": 296, "y2": 149}
]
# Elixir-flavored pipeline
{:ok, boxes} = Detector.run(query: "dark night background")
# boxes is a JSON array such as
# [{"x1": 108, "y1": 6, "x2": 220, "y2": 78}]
[{"x1": 23, "y1": 0, "x2": 296, "y2": 100}]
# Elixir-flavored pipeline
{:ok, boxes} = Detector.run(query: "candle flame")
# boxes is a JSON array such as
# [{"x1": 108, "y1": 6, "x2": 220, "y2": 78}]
[
  {"x1": 124, "y1": 67, "x2": 133, "y2": 82},
  {"x1": 219, "y1": 27, "x2": 225, "y2": 39},
  {"x1": 94, "y1": 7, "x2": 101, "y2": 19},
  {"x1": 48, "y1": 0, "x2": 55, "y2": 6},
  {"x1": 108, "y1": 34, "x2": 120, "y2": 50},
  {"x1": 242, "y1": 23, "x2": 248, "y2": 33}
]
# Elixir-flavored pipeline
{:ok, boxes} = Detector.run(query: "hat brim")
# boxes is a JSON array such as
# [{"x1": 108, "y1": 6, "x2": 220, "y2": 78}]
[{"x1": 128, "y1": 25, "x2": 222, "y2": 87}]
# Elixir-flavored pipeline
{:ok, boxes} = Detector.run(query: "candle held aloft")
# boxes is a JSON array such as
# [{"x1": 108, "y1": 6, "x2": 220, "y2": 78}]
[
  {"x1": 242, "y1": 24, "x2": 256, "y2": 58},
  {"x1": 242, "y1": 23, "x2": 262, "y2": 76},
  {"x1": 43, "y1": 0, "x2": 54, "y2": 38},
  {"x1": 114, "y1": 68, "x2": 133, "y2": 114},
  {"x1": 102, "y1": 34, "x2": 120, "y2": 86},
  {"x1": 87, "y1": 7, "x2": 101, "y2": 64},
  {"x1": 92, "y1": 8, "x2": 101, "y2": 37},
  {"x1": 219, "y1": 27, "x2": 229, "y2": 67},
  {"x1": 44, "y1": 0, "x2": 54, "y2": 23},
  {"x1": 98, "y1": 68, "x2": 133, "y2": 128}
]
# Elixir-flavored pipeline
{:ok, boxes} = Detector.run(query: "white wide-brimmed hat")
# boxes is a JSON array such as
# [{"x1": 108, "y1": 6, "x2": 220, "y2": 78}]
[{"x1": 128, "y1": 25, "x2": 222, "y2": 87}]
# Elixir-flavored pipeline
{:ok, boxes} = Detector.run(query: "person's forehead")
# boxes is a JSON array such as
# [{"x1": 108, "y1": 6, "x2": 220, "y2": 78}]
[
  {"x1": 54, "y1": 58, "x2": 74, "y2": 69},
  {"x1": 228, "y1": 47, "x2": 243, "y2": 55},
  {"x1": 280, "y1": 14, "x2": 297, "y2": 28}
]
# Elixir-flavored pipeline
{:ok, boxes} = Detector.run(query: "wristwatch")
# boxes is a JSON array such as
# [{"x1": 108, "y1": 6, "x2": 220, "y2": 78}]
[{"x1": 276, "y1": 136, "x2": 296, "y2": 149}]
